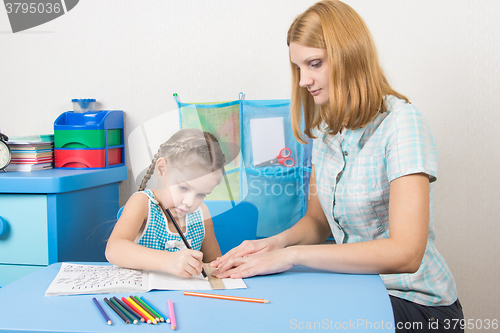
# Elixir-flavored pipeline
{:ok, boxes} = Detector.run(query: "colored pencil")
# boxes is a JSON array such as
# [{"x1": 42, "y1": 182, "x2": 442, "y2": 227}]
[
  {"x1": 92, "y1": 297, "x2": 112, "y2": 325},
  {"x1": 125, "y1": 297, "x2": 153, "y2": 324},
  {"x1": 168, "y1": 299, "x2": 177, "y2": 330},
  {"x1": 104, "y1": 298, "x2": 130, "y2": 324},
  {"x1": 183, "y1": 291, "x2": 270, "y2": 304},
  {"x1": 139, "y1": 296, "x2": 169, "y2": 323},
  {"x1": 136, "y1": 296, "x2": 164, "y2": 322},
  {"x1": 122, "y1": 297, "x2": 149, "y2": 323},
  {"x1": 114, "y1": 297, "x2": 143, "y2": 323},
  {"x1": 110, "y1": 297, "x2": 138, "y2": 324},
  {"x1": 127, "y1": 296, "x2": 157, "y2": 324},
  {"x1": 132, "y1": 296, "x2": 159, "y2": 322},
  {"x1": 163, "y1": 207, "x2": 208, "y2": 279}
]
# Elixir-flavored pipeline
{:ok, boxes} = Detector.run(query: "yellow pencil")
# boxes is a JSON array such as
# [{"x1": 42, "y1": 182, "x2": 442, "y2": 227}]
[{"x1": 126, "y1": 297, "x2": 157, "y2": 324}]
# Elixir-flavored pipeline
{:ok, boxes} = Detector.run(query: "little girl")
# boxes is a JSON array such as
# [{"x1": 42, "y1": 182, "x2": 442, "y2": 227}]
[{"x1": 105, "y1": 128, "x2": 224, "y2": 278}]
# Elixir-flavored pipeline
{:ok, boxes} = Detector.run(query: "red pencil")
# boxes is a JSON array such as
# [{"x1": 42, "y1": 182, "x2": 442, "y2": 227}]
[{"x1": 121, "y1": 297, "x2": 149, "y2": 323}]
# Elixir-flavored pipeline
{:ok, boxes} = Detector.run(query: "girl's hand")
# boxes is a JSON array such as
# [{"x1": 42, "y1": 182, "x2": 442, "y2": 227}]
[
  {"x1": 164, "y1": 249, "x2": 205, "y2": 278},
  {"x1": 212, "y1": 248, "x2": 295, "y2": 279},
  {"x1": 210, "y1": 237, "x2": 285, "y2": 273}
]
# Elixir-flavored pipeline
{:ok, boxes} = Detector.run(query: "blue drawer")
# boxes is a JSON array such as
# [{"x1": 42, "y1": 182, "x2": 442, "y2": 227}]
[{"x1": 0, "y1": 194, "x2": 48, "y2": 265}]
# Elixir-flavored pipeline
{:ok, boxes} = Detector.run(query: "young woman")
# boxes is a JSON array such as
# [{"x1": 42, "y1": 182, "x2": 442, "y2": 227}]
[{"x1": 212, "y1": 1, "x2": 463, "y2": 331}]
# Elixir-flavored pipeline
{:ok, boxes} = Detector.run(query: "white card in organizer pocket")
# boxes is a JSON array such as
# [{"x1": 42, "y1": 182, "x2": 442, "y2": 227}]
[{"x1": 250, "y1": 117, "x2": 285, "y2": 166}]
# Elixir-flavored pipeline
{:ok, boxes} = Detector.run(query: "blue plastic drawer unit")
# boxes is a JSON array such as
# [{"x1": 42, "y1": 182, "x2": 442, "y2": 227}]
[
  {"x1": 54, "y1": 110, "x2": 125, "y2": 169},
  {"x1": 0, "y1": 166, "x2": 127, "y2": 287}
]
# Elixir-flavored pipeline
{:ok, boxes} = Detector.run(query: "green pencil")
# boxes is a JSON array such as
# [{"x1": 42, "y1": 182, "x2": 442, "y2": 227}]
[
  {"x1": 110, "y1": 297, "x2": 138, "y2": 324},
  {"x1": 104, "y1": 298, "x2": 130, "y2": 324},
  {"x1": 132, "y1": 296, "x2": 159, "y2": 322},
  {"x1": 139, "y1": 296, "x2": 167, "y2": 323}
]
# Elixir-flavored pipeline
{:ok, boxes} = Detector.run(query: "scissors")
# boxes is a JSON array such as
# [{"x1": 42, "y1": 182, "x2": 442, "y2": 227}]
[{"x1": 255, "y1": 148, "x2": 295, "y2": 167}]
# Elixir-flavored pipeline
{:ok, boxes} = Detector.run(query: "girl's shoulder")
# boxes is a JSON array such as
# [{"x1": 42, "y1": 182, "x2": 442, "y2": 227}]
[
  {"x1": 128, "y1": 190, "x2": 151, "y2": 204},
  {"x1": 132, "y1": 189, "x2": 157, "y2": 202},
  {"x1": 119, "y1": 191, "x2": 150, "y2": 222}
]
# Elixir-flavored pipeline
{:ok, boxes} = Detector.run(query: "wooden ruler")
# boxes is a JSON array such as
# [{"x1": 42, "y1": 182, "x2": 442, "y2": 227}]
[{"x1": 204, "y1": 264, "x2": 225, "y2": 290}]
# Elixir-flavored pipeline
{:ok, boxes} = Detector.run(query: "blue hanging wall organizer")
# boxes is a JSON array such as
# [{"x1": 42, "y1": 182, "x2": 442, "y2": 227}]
[{"x1": 175, "y1": 93, "x2": 312, "y2": 238}]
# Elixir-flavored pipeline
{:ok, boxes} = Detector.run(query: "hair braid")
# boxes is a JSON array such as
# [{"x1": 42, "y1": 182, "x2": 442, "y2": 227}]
[{"x1": 138, "y1": 148, "x2": 161, "y2": 191}]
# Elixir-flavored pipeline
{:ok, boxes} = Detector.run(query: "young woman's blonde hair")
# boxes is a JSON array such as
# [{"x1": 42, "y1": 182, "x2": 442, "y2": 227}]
[{"x1": 287, "y1": 0, "x2": 409, "y2": 143}]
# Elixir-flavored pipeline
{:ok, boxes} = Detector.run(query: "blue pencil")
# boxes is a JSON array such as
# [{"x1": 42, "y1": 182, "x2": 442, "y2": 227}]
[
  {"x1": 140, "y1": 296, "x2": 169, "y2": 323},
  {"x1": 92, "y1": 297, "x2": 112, "y2": 325}
]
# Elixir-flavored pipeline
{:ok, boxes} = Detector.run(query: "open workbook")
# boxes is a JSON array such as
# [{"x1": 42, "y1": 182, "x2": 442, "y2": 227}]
[{"x1": 45, "y1": 263, "x2": 246, "y2": 296}]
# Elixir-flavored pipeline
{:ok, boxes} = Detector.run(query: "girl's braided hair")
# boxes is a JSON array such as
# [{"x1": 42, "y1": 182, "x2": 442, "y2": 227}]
[{"x1": 138, "y1": 129, "x2": 226, "y2": 191}]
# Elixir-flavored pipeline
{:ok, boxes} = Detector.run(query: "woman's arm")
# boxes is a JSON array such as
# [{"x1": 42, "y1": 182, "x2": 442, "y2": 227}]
[
  {"x1": 199, "y1": 202, "x2": 222, "y2": 263},
  {"x1": 212, "y1": 165, "x2": 331, "y2": 269},
  {"x1": 292, "y1": 173, "x2": 429, "y2": 274},
  {"x1": 105, "y1": 194, "x2": 204, "y2": 277},
  {"x1": 214, "y1": 173, "x2": 429, "y2": 279},
  {"x1": 269, "y1": 164, "x2": 332, "y2": 247}
]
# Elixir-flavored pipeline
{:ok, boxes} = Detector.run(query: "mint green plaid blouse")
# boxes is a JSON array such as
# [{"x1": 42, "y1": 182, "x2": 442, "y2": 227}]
[{"x1": 311, "y1": 96, "x2": 457, "y2": 306}]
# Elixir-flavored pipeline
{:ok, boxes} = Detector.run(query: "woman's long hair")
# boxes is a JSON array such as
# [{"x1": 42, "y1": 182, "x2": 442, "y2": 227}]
[{"x1": 287, "y1": 0, "x2": 409, "y2": 143}]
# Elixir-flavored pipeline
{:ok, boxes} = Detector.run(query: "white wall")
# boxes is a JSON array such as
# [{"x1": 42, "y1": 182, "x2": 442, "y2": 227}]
[{"x1": 1, "y1": 0, "x2": 498, "y2": 327}]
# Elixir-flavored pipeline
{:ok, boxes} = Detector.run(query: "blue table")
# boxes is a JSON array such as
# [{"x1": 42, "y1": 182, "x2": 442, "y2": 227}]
[{"x1": 0, "y1": 262, "x2": 395, "y2": 332}]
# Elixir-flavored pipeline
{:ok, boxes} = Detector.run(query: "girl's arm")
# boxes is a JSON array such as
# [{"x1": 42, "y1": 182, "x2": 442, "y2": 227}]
[
  {"x1": 199, "y1": 202, "x2": 222, "y2": 263},
  {"x1": 215, "y1": 172, "x2": 429, "y2": 279},
  {"x1": 105, "y1": 193, "x2": 204, "y2": 278}
]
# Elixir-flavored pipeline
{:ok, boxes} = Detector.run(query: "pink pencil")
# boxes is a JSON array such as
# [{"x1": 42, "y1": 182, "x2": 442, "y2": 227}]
[{"x1": 168, "y1": 300, "x2": 177, "y2": 330}]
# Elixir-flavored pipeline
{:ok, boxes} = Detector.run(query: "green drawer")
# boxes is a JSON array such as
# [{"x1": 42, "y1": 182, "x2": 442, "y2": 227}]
[
  {"x1": 54, "y1": 129, "x2": 122, "y2": 148},
  {"x1": 108, "y1": 129, "x2": 121, "y2": 146}
]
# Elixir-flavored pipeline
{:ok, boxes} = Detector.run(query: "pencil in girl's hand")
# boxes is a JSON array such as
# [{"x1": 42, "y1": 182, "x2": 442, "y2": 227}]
[
  {"x1": 168, "y1": 299, "x2": 177, "y2": 330},
  {"x1": 183, "y1": 291, "x2": 270, "y2": 304},
  {"x1": 104, "y1": 297, "x2": 130, "y2": 324},
  {"x1": 163, "y1": 206, "x2": 208, "y2": 280},
  {"x1": 92, "y1": 297, "x2": 112, "y2": 325}
]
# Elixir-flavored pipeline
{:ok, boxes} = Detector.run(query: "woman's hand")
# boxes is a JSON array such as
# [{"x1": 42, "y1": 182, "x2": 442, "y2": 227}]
[
  {"x1": 210, "y1": 237, "x2": 286, "y2": 274},
  {"x1": 210, "y1": 237, "x2": 284, "y2": 268},
  {"x1": 164, "y1": 249, "x2": 205, "y2": 278},
  {"x1": 212, "y1": 248, "x2": 295, "y2": 279}
]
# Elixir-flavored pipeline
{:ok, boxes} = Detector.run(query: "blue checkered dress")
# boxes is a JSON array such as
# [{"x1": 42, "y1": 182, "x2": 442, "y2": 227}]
[
  {"x1": 135, "y1": 190, "x2": 205, "y2": 252},
  {"x1": 311, "y1": 96, "x2": 457, "y2": 306}
]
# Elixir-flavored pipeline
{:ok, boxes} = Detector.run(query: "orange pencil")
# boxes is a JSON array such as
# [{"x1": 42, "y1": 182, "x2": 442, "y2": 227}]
[
  {"x1": 121, "y1": 297, "x2": 150, "y2": 324},
  {"x1": 127, "y1": 297, "x2": 157, "y2": 324},
  {"x1": 183, "y1": 291, "x2": 270, "y2": 304}
]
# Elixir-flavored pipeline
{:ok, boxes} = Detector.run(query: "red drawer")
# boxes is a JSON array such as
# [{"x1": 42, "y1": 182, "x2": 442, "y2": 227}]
[{"x1": 55, "y1": 148, "x2": 122, "y2": 168}]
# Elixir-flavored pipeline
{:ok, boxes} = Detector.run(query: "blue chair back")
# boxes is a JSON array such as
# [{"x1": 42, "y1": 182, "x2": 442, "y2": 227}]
[
  {"x1": 117, "y1": 201, "x2": 258, "y2": 255},
  {"x1": 117, "y1": 205, "x2": 124, "y2": 220},
  {"x1": 204, "y1": 200, "x2": 258, "y2": 255}
]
